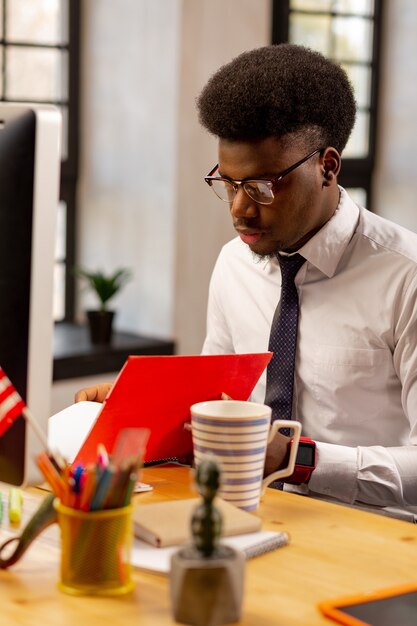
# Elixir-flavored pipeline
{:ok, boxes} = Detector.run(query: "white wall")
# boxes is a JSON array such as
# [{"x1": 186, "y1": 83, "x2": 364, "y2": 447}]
[
  {"x1": 77, "y1": 0, "x2": 181, "y2": 339},
  {"x1": 174, "y1": 1, "x2": 270, "y2": 353},
  {"x1": 51, "y1": 0, "x2": 270, "y2": 411},
  {"x1": 76, "y1": 0, "x2": 270, "y2": 358},
  {"x1": 373, "y1": 1, "x2": 417, "y2": 229}
]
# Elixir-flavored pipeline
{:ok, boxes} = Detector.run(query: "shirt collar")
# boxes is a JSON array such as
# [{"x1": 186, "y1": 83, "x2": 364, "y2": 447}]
[
  {"x1": 264, "y1": 187, "x2": 360, "y2": 277},
  {"x1": 299, "y1": 187, "x2": 359, "y2": 277}
]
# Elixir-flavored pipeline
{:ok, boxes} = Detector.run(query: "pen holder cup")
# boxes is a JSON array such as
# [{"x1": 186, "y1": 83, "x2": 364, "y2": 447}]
[{"x1": 54, "y1": 500, "x2": 135, "y2": 596}]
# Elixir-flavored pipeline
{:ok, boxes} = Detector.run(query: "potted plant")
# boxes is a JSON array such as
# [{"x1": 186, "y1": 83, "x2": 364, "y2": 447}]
[{"x1": 75, "y1": 267, "x2": 132, "y2": 345}]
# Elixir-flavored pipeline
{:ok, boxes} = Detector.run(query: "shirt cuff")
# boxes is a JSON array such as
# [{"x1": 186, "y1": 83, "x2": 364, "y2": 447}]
[{"x1": 306, "y1": 441, "x2": 358, "y2": 504}]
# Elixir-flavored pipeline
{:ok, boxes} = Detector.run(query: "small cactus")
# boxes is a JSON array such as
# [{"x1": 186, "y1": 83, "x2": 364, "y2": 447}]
[{"x1": 191, "y1": 456, "x2": 222, "y2": 557}]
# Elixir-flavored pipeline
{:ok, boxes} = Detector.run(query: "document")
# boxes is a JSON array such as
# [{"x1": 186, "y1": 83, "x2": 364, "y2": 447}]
[
  {"x1": 48, "y1": 401, "x2": 101, "y2": 462},
  {"x1": 73, "y1": 353, "x2": 272, "y2": 466}
]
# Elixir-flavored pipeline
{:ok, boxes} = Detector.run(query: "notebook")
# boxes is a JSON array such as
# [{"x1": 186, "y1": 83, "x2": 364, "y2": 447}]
[
  {"x1": 73, "y1": 353, "x2": 272, "y2": 466},
  {"x1": 131, "y1": 497, "x2": 289, "y2": 574},
  {"x1": 133, "y1": 497, "x2": 262, "y2": 547},
  {"x1": 132, "y1": 530, "x2": 289, "y2": 574}
]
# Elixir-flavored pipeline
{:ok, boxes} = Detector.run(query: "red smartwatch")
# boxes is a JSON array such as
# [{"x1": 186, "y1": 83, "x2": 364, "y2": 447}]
[{"x1": 284, "y1": 436, "x2": 317, "y2": 485}]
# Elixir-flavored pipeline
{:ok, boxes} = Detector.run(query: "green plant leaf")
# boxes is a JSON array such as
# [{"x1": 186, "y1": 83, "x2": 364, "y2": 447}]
[{"x1": 74, "y1": 267, "x2": 132, "y2": 312}]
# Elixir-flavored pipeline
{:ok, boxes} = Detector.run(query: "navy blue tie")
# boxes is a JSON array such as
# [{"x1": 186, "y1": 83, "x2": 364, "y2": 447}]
[{"x1": 265, "y1": 253, "x2": 306, "y2": 432}]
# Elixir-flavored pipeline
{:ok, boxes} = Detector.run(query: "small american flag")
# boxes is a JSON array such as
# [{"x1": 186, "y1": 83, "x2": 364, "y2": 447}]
[{"x1": 0, "y1": 366, "x2": 26, "y2": 437}]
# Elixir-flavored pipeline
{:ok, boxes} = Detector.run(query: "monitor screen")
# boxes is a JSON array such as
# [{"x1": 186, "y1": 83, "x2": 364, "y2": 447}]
[{"x1": 0, "y1": 103, "x2": 61, "y2": 485}]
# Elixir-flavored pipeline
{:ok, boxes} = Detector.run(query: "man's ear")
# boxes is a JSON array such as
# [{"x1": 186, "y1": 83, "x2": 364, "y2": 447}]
[{"x1": 321, "y1": 147, "x2": 341, "y2": 186}]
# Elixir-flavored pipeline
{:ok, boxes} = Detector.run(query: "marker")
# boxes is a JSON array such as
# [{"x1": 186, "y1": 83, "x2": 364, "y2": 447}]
[{"x1": 9, "y1": 488, "x2": 23, "y2": 524}]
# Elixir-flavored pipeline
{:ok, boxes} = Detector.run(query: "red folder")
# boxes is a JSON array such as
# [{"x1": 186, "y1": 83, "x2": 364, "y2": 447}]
[{"x1": 74, "y1": 353, "x2": 272, "y2": 466}]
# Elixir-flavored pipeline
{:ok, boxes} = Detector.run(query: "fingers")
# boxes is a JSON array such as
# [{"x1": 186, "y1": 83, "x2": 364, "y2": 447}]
[
  {"x1": 74, "y1": 388, "x2": 89, "y2": 402},
  {"x1": 74, "y1": 382, "x2": 114, "y2": 403},
  {"x1": 264, "y1": 432, "x2": 291, "y2": 477}
]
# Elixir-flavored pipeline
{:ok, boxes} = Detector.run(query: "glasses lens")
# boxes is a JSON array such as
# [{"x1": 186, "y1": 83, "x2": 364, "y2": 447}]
[
  {"x1": 210, "y1": 179, "x2": 236, "y2": 203},
  {"x1": 244, "y1": 181, "x2": 274, "y2": 204}
]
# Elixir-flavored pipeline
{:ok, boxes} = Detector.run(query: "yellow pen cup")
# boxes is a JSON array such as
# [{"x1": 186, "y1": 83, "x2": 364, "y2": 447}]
[{"x1": 54, "y1": 500, "x2": 135, "y2": 596}]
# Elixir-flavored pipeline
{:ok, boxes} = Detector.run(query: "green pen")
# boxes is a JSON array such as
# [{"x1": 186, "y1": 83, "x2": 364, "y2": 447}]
[{"x1": 123, "y1": 472, "x2": 137, "y2": 506}]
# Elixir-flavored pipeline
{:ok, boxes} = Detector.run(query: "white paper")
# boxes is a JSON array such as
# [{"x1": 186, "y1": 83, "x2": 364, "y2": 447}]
[
  {"x1": 47, "y1": 401, "x2": 102, "y2": 462},
  {"x1": 47, "y1": 401, "x2": 154, "y2": 493},
  {"x1": 131, "y1": 530, "x2": 288, "y2": 574}
]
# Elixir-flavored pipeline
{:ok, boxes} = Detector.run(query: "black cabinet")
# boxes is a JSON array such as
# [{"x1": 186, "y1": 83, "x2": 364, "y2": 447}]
[{"x1": 53, "y1": 323, "x2": 175, "y2": 381}]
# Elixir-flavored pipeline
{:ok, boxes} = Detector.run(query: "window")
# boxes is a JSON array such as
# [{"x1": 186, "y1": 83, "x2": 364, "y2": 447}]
[
  {"x1": 0, "y1": 0, "x2": 79, "y2": 320},
  {"x1": 272, "y1": 0, "x2": 383, "y2": 210}
]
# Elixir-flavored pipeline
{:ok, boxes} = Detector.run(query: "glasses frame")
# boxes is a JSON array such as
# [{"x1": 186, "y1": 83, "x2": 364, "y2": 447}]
[{"x1": 204, "y1": 147, "x2": 324, "y2": 205}]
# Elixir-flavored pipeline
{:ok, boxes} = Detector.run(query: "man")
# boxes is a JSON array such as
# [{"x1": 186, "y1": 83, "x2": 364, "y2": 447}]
[{"x1": 77, "y1": 44, "x2": 417, "y2": 519}]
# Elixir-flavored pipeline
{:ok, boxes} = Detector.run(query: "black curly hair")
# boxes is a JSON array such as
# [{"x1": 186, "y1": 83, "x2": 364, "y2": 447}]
[{"x1": 197, "y1": 44, "x2": 356, "y2": 154}]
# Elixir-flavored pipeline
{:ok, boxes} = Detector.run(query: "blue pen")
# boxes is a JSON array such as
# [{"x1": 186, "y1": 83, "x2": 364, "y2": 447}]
[
  {"x1": 89, "y1": 466, "x2": 114, "y2": 511},
  {"x1": 73, "y1": 464, "x2": 84, "y2": 494}
]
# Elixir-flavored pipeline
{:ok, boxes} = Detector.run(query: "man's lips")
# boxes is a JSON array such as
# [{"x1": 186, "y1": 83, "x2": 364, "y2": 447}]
[{"x1": 236, "y1": 229, "x2": 263, "y2": 245}]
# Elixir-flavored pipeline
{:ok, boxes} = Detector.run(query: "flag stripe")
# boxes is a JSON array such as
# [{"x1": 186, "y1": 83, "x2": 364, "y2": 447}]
[
  {"x1": 0, "y1": 366, "x2": 26, "y2": 437},
  {"x1": 0, "y1": 392, "x2": 25, "y2": 420},
  {"x1": 0, "y1": 372, "x2": 13, "y2": 394}
]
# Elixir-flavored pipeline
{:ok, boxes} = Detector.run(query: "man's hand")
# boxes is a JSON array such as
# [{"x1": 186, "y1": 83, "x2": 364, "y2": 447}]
[
  {"x1": 74, "y1": 382, "x2": 114, "y2": 403},
  {"x1": 264, "y1": 431, "x2": 291, "y2": 477}
]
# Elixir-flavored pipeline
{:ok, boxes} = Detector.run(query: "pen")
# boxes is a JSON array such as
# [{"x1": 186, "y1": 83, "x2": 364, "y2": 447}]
[
  {"x1": 103, "y1": 465, "x2": 128, "y2": 509},
  {"x1": 89, "y1": 466, "x2": 114, "y2": 511},
  {"x1": 79, "y1": 468, "x2": 97, "y2": 511},
  {"x1": 73, "y1": 464, "x2": 84, "y2": 493},
  {"x1": 36, "y1": 451, "x2": 66, "y2": 500},
  {"x1": 9, "y1": 488, "x2": 23, "y2": 524},
  {"x1": 123, "y1": 472, "x2": 137, "y2": 506}
]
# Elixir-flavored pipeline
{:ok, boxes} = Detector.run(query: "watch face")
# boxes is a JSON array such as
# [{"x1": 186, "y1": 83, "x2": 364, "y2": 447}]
[{"x1": 296, "y1": 443, "x2": 315, "y2": 467}]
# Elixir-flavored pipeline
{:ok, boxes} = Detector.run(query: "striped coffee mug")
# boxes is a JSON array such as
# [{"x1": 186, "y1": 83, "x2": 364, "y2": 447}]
[{"x1": 190, "y1": 400, "x2": 301, "y2": 511}]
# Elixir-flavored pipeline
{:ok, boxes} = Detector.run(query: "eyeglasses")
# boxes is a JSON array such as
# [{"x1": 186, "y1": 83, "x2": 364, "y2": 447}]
[{"x1": 204, "y1": 147, "x2": 323, "y2": 205}]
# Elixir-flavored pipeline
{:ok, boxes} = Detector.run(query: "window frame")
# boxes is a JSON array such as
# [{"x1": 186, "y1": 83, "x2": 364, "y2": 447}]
[
  {"x1": 271, "y1": 0, "x2": 384, "y2": 211},
  {"x1": 61, "y1": 0, "x2": 79, "y2": 320},
  {"x1": 0, "y1": 0, "x2": 80, "y2": 320}
]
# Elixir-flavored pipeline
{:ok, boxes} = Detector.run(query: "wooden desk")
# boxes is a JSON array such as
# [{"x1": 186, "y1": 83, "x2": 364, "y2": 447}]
[{"x1": 1, "y1": 466, "x2": 417, "y2": 625}]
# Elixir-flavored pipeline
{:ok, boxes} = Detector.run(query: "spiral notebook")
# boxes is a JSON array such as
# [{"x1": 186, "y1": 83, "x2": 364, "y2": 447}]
[{"x1": 131, "y1": 530, "x2": 289, "y2": 573}]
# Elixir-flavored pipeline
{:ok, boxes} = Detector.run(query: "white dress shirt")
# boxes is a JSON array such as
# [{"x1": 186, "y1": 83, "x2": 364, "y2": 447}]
[{"x1": 202, "y1": 188, "x2": 417, "y2": 519}]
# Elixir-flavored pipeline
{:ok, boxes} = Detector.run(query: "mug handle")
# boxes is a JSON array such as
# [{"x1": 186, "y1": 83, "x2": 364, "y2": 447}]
[{"x1": 261, "y1": 420, "x2": 302, "y2": 494}]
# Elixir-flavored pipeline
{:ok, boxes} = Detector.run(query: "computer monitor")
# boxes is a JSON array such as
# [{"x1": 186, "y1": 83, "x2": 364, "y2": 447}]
[{"x1": 0, "y1": 103, "x2": 61, "y2": 486}]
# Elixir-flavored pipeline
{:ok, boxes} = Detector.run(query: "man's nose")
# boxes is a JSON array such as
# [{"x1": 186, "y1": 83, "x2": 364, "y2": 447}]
[{"x1": 230, "y1": 187, "x2": 258, "y2": 219}]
